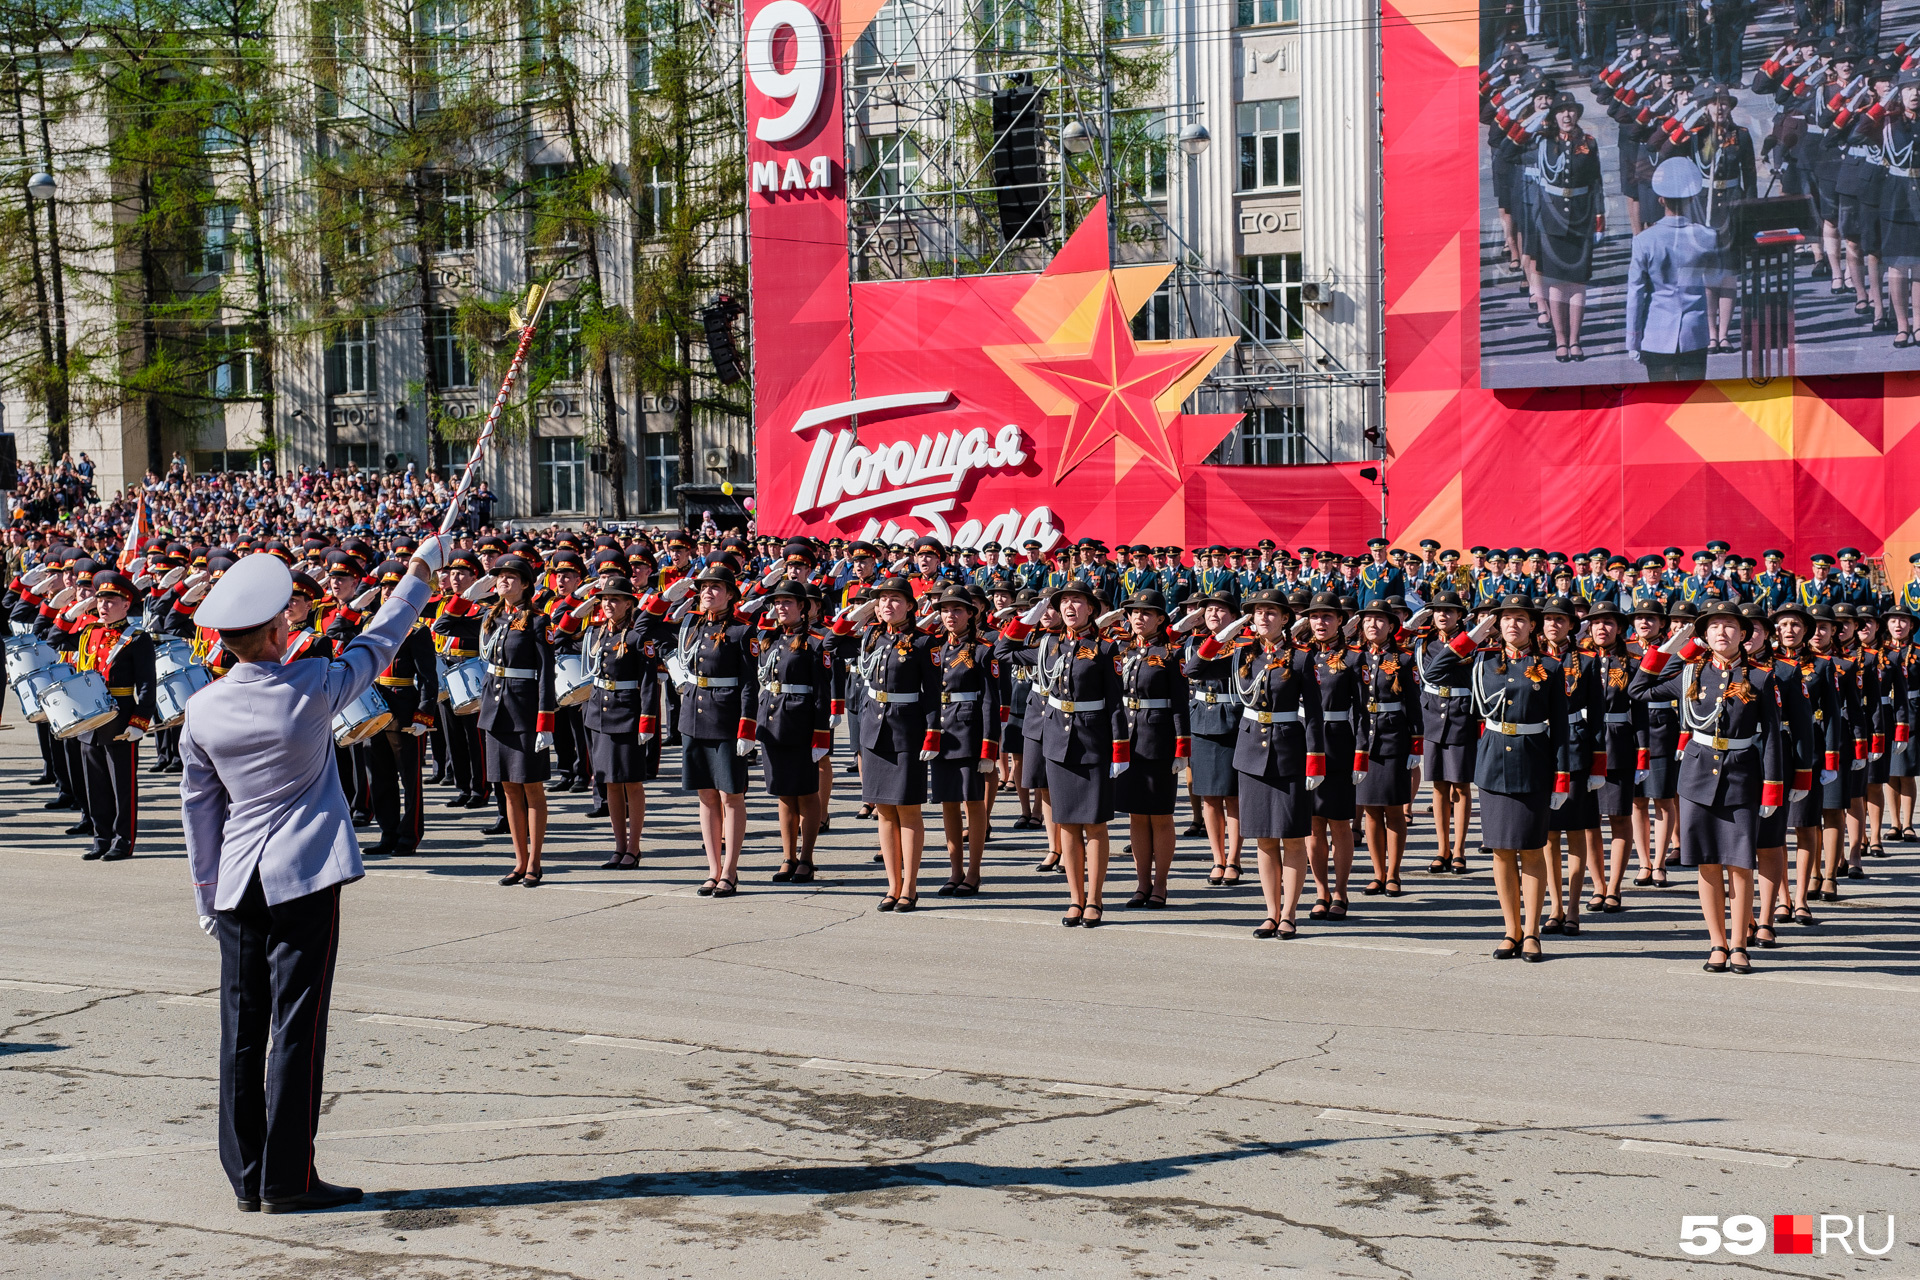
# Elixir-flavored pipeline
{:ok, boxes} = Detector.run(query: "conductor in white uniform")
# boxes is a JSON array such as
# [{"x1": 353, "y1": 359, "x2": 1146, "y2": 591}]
[{"x1": 181, "y1": 537, "x2": 448, "y2": 1213}]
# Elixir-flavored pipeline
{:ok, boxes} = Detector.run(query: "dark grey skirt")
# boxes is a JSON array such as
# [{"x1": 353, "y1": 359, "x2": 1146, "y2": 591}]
[
  {"x1": 1189, "y1": 732, "x2": 1239, "y2": 798},
  {"x1": 1787, "y1": 782, "x2": 1824, "y2": 830},
  {"x1": 1355, "y1": 757, "x2": 1411, "y2": 808},
  {"x1": 1020, "y1": 738, "x2": 1048, "y2": 791},
  {"x1": 1845, "y1": 749, "x2": 1870, "y2": 801},
  {"x1": 760, "y1": 742, "x2": 817, "y2": 797},
  {"x1": 1481, "y1": 788, "x2": 1549, "y2": 850},
  {"x1": 1423, "y1": 737, "x2": 1476, "y2": 785},
  {"x1": 1548, "y1": 779, "x2": 1600, "y2": 832},
  {"x1": 860, "y1": 741, "x2": 927, "y2": 807},
  {"x1": 682, "y1": 735, "x2": 748, "y2": 794},
  {"x1": 929, "y1": 755, "x2": 985, "y2": 803},
  {"x1": 1822, "y1": 757, "x2": 1853, "y2": 809},
  {"x1": 1890, "y1": 740, "x2": 1916, "y2": 779},
  {"x1": 1311, "y1": 764, "x2": 1356, "y2": 821},
  {"x1": 590, "y1": 729, "x2": 659, "y2": 785},
  {"x1": 1643, "y1": 749, "x2": 1679, "y2": 800},
  {"x1": 1678, "y1": 795, "x2": 1757, "y2": 869},
  {"x1": 1238, "y1": 764, "x2": 1311, "y2": 841},
  {"x1": 1757, "y1": 798, "x2": 1790, "y2": 849},
  {"x1": 1114, "y1": 757, "x2": 1176, "y2": 815},
  {"x1": 484, "y1": 727, "x2": 550, "y2": 785},
  {"x1": 1596, "y1": 766, "x2": 1637, "y2": 818},
  {"x1": 1868, "y1": 737, "x2": 1892, "y2": 784},
  {"x1": 1047, "y1": 756, "x2": 1113, "y2": 825},
  {"x1": 1002, "y1": 720, "x2": 1025, "y2": 758}
]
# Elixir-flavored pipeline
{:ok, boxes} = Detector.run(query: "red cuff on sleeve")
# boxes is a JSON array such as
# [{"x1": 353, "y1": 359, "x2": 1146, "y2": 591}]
[
  {"x1": 54, "y1": 613, "x2": 79, "y2": 633},
  {"x1": 641, "y1": 593, "x2": 667, "y2": 617},
  {"x1": 998, "y1": 704, "x2": 1010, "y2": 723},
  {"x1": 981, "y1": 739, "x2": 1000, "y2": 760},
  {"x1": 637, "y1": 715, "x2": 657, "y2": 735},
  {"x1": 1352, "y1": 749, "x2": 1369, "y2": 774},
  {"x1": 831, "y1": 616, "x2": 856, "y2": 636},
  {"x1": 1554, "y1": 771, "x2": 1570, "y2": 794},
  {"x1": 738, "y1": 718, "x2": 758, "y2": 742},
  {"x1": 1305, "y1": 752, "x2": 1326, "y2": 778},
  {"x1": 1677, "y1": 731, "x2": 1692, "y2": 756},
  {"x1": 1873, "y1": 733, "x2": 1886, "y2": 755},
  {"x1": 1636, "y1": 747, "x2": 1650, "y2": 770},
  {"x1": 1448, "y1": 631, "x2": 1478, "y2": 658},
  {"x1": 1592, "y1": 751, "x2": 1607, "y2": 777},
  {"x1": 1761, "y1": 781, "x2": 1784, "y2": 807},
  {"x1": 129, "y1": 715, "x2": 151, "y2": 732},
  {"x1": 1792, "y1": 768, "x2": 1812, "y2": 792},
  {"x1": 1411, "y1": 736, "x2": 1424, "y2": 756},
  {"x1": 1002, "y1": 618, "x2": 1033, "y2": 642},
  {"x1": 830, "y1": 698, "x2": 845, "y2": 716},
  {"x1": 1678, "y1": 638, "x2": 1703, "y2": 661},
  {"x1": 535, "y1": 711, "x2": 554, "y2": 733},
  {"x1": 1112, "y1": 740, "x2": 1131, "y2": 766},
  {"x1": 1825, "y1": 750, "x2": 1839, "y2": 771},
  {"x1": 1897, "y1": 723, "x2": 1911, "y2": 744},
  {"x1": 1855, "y1": 738, "x2": 1868, "y2": 761},
  {"x1": 413, "y1": 711, "x2": 436, "y2": 728},
  {"x1": 921, "y1": 728, "x2": 941, "y2": 753},
  {"x1": 1196, "y1": 635, "x2": 1223, "y2": 660},
  {"x1": 1174, "y1": 735, "x2": 1191, "y2": 759},
  {"x1": 172, "y1": 598, "x2": 195, "y2": 616},
  {"x1": 555, "y1": 611, "x2": 582, "y2": 634},
  {"x1": 813, "y1": 728, "x2": 832, "y2": 750},
  {"x1": 1639, "y1": 648, "x2": 1671, "y2": 673}
]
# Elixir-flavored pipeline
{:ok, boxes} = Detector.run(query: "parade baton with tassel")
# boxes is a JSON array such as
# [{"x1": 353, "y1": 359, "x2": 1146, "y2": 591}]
[{"x1": 439, "y1": 281, "x2": 550, "y2": 535}]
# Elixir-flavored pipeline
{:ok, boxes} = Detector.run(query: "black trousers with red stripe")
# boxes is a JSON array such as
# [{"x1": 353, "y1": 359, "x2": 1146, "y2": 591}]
[
  {"x1": 81, "y1": 734, "x2": 137, "y2": 854},
  {"x1": 215, "y1": 874, "x2": 341, "y2": 1202},
  {"x1": 437, "y1": 703, "x2": 481, "y2": 799},
  {"x1": 367, "y1": 728, "x2": 423, "y2": 850}
]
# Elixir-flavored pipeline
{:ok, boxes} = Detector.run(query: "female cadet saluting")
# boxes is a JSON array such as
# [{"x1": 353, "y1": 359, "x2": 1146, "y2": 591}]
[
  {"x1": 1202, "y1": 587, "x2": 1326, "y2": 939},
  {"x1": 1415, "y1": 590, "x2": 1477, "y2": 875},
  {"x1": 829, "y1": 574, "x2": 941, "y2": 911},
  {"x1": 671, "y1": 564, "x2": 762, "y2": 899},
  {"x1": 1299, "y1": 593, "x2": 1366, "y2": 902},
  {"x1": 1352, "y1": 597, "x2": 1417, "y2": 916},
  {"x1": 1581, "y1": 600, "x2": 1649, "y2": 917},
  {"x1": 1179, "y1": 591, "x2": 1247, "y2": 887},
  {"x1": 1770, "y1": 600, "x2": 1843, "y2": 928},
  {"x1": 1631, "y1": 601, "x2": 1788, "y2": 974},
  {"x1": 1540, "y1": 595, "x2": 1604, "y2": 937},
  {"x1": 471, "y1": 554, "x2": 556, "y2": 887},
  {"x1": 569, "y1": 576, "x2": 672, "y2": 871},
  {"x1": 1000, "y1": 592, "x2": 1061, "y2": 870},
  {"x1": 1424, "y1": 593, "x2": 1575, "y2": 962},
  {"x1": 997, "y1": 581, "x2": 1127, "y2": 926},
  {"x1": 927, "y1": 586, "x2": 1001, "y2": 897},
  {"x1": 1743, "y1": 604, "x2": 1816, "y2": 950},
  {"x1": 756, "y1": 579, "x2": 833, "y2": 884},
  {"x1": 1114, "y1": 589, "x2": 1189, "y2": 909}
]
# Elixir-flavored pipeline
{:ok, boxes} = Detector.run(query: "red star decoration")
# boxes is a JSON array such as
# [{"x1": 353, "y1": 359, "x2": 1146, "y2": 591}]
[{"x1": 1012, "y1": 283, "x2": 1222, "y2": 482}]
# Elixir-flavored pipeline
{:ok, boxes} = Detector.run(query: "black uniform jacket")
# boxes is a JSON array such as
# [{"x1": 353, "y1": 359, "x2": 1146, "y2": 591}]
[
  {"x1": 477, "y1": 604, "x2": 557, "y2": 736},
  {"x1": 1423, "y1": 636, "x2": 1575, "y2": 796},
  {"x1": 1630, "y1": 649, "x2": 1786, "y2": 809},
  {"x1": 931, "y1": 633, "x2": 1001, "y2": 762},
  {"x1": 756, "y1": 622, "x2": 832, "y2": 749},
  {"x1": 1119, "y1": 638, "x2": 1188, "y2": 762},
  {"x1": 1228, "y1": 639, "x2": 1327, "y2": 779}
]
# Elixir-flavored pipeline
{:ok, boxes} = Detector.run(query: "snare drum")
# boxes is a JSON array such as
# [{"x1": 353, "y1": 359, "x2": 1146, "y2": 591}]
[
  {"x1": 44, "y1": 669, "x2": 122, "y2": 740},
  {"x1": 154, "y1": 661, "x2": 213, "y2": 730},
  {"x1": 554, "y1": 652, "x2": 593, "y2": 707},
  {"x1": 17, "y1": 662, "x2": 76, "y2": 724},
  {"x1": 332, "y1": 686, "x2": 392, "y2": 746},
  {"x1": 4, "y1": 634, "x2": 59, "y2": 685},
  {"x1": 152, "y1": 637, "x2": 196, "y2": 679},
  {"x1": 443, "y1": 657, "x2": 487, "y2": 716},
  {"x1": 435, "y1": 655, "x2": 451, "y2": 703}
]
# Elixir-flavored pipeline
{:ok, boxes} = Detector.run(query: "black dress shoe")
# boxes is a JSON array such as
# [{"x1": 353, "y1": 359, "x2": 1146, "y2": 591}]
[
  {"x1": 426, "y1": 770, "x2": 446, "y2": 786},
  {"x1": 569, "y1": 778, "x2": 591, "y2": 794},
  {"x1": 43, "y1": 795, "x2": 75, "y2": 811},
  {"x1": 445, "y1": 793, "x2": 471, "y2": 807},
  {"x1": 64, "y1": 819, "x2": 94, "y2": 837},
  {"x1": 482, "y1": 818, "x2": 510, "y2": 836},
  {"x1": 236, "y1": 1196, "x2": 260, "y2": 1212},
  {"x1": 462, "y1": 793, "x2": 491, "y2": 808},
  {"x1": 364, "y1": 840, "x2": 395, "y2": 858},
  {"x1": 165, "y1": 761, "x2": 183, "y2": 774},
  {"x1": 30, "y1": 773, "x2": 54, "y2": 785},
  {"x1": 261, "y1": 1179, "x2": 362, "y2": 1214},
  {"x1": 82, "y1": 849, "x2": 105, "y2": 861},
  {"x1": 586, "y1": 803, "x2": 609, "y2": 818},
  {"x1": 99, "y1": 846, "x2": 132, "y2": 862}
]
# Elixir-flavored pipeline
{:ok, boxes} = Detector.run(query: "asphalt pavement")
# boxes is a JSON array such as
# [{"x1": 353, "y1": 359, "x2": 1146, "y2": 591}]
[{"x1": 1, "y1": 698, "x2": 1915, "y2": 1278}]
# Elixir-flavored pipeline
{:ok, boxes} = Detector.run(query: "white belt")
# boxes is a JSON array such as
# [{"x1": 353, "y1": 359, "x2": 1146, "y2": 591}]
[
  {"x1": 689, "y1": 675, "x2": 739, "y2": 688},
  {"x1": 1604, "y1": 711, "x2": 1633, "y2": 725},
  {"x1": 941, "y1": 690, "x2": 981, "y2": 703},
  {"x1": 1322, "y1": 710, "x2": 1352, "y2": 723},
  {"x1": 1125, "y1": 698, "x2": 1172, "y2": 709},
  {"x1": 1650, "y1": 699, "x2": 1677, "y2": 709},
  {"x1": 1192, "y1": 689, "x2": 1241, "y2": 704},
  {"x1": 1049, "y1": 696, "x2": 1105, "y2": 713},
  {"x1": 595, "y1": 679, "x2": 641, "y2": 690},
  {"x1": 1425, "y1": 684, "x2": 1470, "y2": 699},
  {"x1": 867, "y1": 687, "x2": 918, "y2": 704},
  {"x1": 1881, "y1": 696, "x2": 1895, "y2": 705},
  {"x1": 489, "y1": 664, "x2": 537, "y2": 680},
  {"x1": 1486, "y1": 720, "x2": 1548, "y2": 736},
  {"x1": 1691, "y1": 733, "x2": 1755, "y2": 751},
  {"x1": 1891, "y1": 165, "x2": 1920, "y2": 178},
  {"x1": 1542, "y1": 182, "x2": 1589, "y2": 197},
  {"x1": 1364, "y1": 701, "x2": 1402, "y2": 713},
  {"x1": 766, "y1": 681, "x2": 813, "y2": 695},
  {"x1": 1243, "y1": 708, "x2": 1300, "y2": 725}
]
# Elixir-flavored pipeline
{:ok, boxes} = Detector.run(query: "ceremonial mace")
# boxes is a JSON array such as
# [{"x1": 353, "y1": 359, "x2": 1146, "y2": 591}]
[{"x1": 438, "y1": 281, "x2": 551, "y2": 535}]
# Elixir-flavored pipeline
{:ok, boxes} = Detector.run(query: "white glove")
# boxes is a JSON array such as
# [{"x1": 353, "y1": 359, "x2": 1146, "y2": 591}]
[
  {"x1": 919, "y1": 748, "x2": 939, "y2": 762},
  {"x1": 1342, "y1": 615, "x2": 1361, "y2": 639},
  {"x1": 49, "y1": 585, "x2": 76, "y2": 608},
  {"x1": 1110, "y1": 761, "x2": 1127, "y2": 778},
  {"x1": 63, "y1": 595, "x2": 97, "y2": 621},
  {"x1": 845, "y1": 599, "x2": 877, "y2": 626},
  {"x1": 1019, "y1": 598, "x2": 1048, "y2": 626},
  {"x1": 1095, "y1": 608, "x2": 1125, "y2": 629},
  {"x1": 181, "y1": 582, "x2": 210, "y2": 604},
  {"x1": 992, "y1": 606, "x2": 1015, "y2": 624},
  {"x1": 758, "y1": 564, "x2": 785, "y2": 590},
  {"x1": 1760, "y1": 804, "x2": 1778, "y2": 817},
  {"x1": 351, "y1": 587, "x2": 380, "y2": 610},
  {"x1": 1408, "y1": 608, "x2": 1433, "y2": 630},
  {"x1": 118, "y1": 724, "x2": 146, "y2": 743},
  {"x1": 463, "y1": 574, "x2": 496, "y2": 602},
  {"x1": 535, "y1": 730, "x2": 553, "y2": 752},
  {"x1": 976, "y1": 757, "x2": 995, "y2": 773},
  {"x1": 736, "y1": 737, "x2": 755, "y2": 757},
  {"x1": 812, "y1": 746, "x2": 829, "y2": 762},
  {"x1": 1871, "y1": 749, "x2": 1883, "y2": 762},
  {"x1": 571, "y1": 596, "x2": 598, "y2": 621},
  {"x1": 637, "y1": 731, "x2": 655, "y2": 744},
  {"x1": 830, "y1": 713, "x2": 844, "y2": 729},
  {"x1": 1550, "y1": 791, "x2": 1568, "y2": 810},
  {"x1": 1588, "y1": 772, "x2": 1606, "y2": 792},
  {"x1": 1305, "y1": 774, "x2": 1323, "y2": 791},
  {"x1": 125, "y1": 557, "x2": 145, "y2": 577},
  {"x1": 1851, "y1": 755, "x2": 1865, "y2": 771},
  {"x1": 412, "y1": 534, "x2": 452, "y2": 571},
  {"x1": 21, "y1": 566, "x2": 52, "y2": 590},
  {"x1": 738, "y1": 594, "x2": 769, "y2": 614},
  {"x1": 1216, "y1": 614, "x2": 1253, "y2": 645},
  {"x1": 669, "y1": 598, "x2": 696, "y2": 623},
  {"x1": 159, "y1": 566, "x2": 187, "y2": 590},
  {"x1": 1635, "y1": 769, "x2": 1650, "y2": 784},
  {"x1": 1821, "y1": 768, "x2": 1838, "y2": 785},
  {"x1": 1789, "y1": 787, "x2": 1809, "y2": 803},
  {"x1": 132, "y1": 574, "x2": 155, "y2": 590},
  {"x1": 405, "y1": 721, "x2": 429, "y2": 737},
  {"x1": 1352, "y1": 769, "x2": 1366, "y2": 784},
  {"x1": 1659, "y1": 621, "x2": 1695, "y2": 655},
  {"x1": 662, "y1": 576, "x2": 695, "y2": 603},
  {"x1": 198, "y1": 914, "x2": 216, "y2": 937},
  {"x1": 1171, "y1": 610, "x2": 1207, "y2": 634},
  {"x1": 1468, "y1": 613, "x2": 1498, "y2": 644},
  {"x1": 1290, "y1": 616, "x2": 1313, "y2": 640}
]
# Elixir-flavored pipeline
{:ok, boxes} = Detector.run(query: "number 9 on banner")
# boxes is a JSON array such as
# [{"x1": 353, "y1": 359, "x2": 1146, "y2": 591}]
[{"x1": 746, "y1": 0, "x2": 825, "y2": 143}]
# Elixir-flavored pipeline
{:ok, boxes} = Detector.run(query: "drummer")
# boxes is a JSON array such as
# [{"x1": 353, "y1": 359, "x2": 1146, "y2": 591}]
[
  {"x1": 429, "y1": 552, "x2": 489, "y2": 811},
  {"x1": 50, "y1": 569, "x2": 157, "y2": 862}
]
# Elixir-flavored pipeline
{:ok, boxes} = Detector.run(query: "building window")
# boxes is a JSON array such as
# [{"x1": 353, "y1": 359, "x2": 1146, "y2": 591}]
[
  {"x1": 333, "y1": 442, "x2": 379, "y2": 469},
  {"x1": 202, "y1": 105, "x2": 240, "y2": 154},
  {"x1": 1241, "y1": 252, "x2": 1303, "y2": 341},
  {"x1": 1237, "y1": 98, "x2": 1300, "y2": 191},
  {"x1": 537, "y1": 436, "x2": 586, "y2": 513},
  {"x1": 419, "y1": 0, "x2": 476, "y2": 93},
  {"x1": 855, "y1": 0, "x2": 920, "y2": 71},
  {"x1": 424, "y1": 171, "x2": 477, "y2": 252},
  {"x1": 206, "y1": 325, "x2": 263, "y2": 397},
  {"x1": 643, "y1": 430, "x2": 678, "y2": 513},
  {"x1": 1238, "y1": 405, "x2": 1305, "y2": 466},
  {"x1": 432, "y1": 433, "x2": 475, "y2": 478},
  {"x1": 192, "y1": 449, "x2": 259, "y2": 473},
  {"x1": 979, "y1": 0, "x2": 1038, "y2": 48},
  {"x1": 197, "y1": 204, "x2": 240, "y2": 274},
  {"x1": 1108, "y1": 0, "x2": 1163, "y2": 38},
  {"x1": 628, "y1": 0, "x2": 673, "y2": 90},
  {"x1": 537, "y1": 301, "x2": 584, "y2": 381},
  {"x1": 325, "y1": 319, "x2": 376, "y2": 394},
  {"x1": 1115, "y1": 110, "x2": 1167, "y2": 202},
  {"x1": 1131, "y1": 284, "x2": 1173, "y2": 340},
  {"x1": 527, "y1": 161, "x2": 581, "y2": 246},
  {"x1": 1236, "y1": 0, "x2": 1297, "y2": 24},
  {"x1": 857, "y1": 134, "x2": 922, "y2": 221},
  {"x1": 636, "y1": 160, "x2": 675, "y2": 238},
  {"x1": 428, "y1": 307, "x2": 472, "y2": 387},
  {"x1": 336, "y1": 186, "x2": 370, "y2": 258}
]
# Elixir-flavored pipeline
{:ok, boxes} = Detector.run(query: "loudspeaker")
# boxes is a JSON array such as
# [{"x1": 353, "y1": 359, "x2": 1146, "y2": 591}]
[
  {"x1": 991, "y1": 84, "x2": 1050, "y2": 242},
  {"x1": 701, "y1": 299, "x2": 743, "y2": 385},
  {"x1": 0, "y1": 433, "x2": 15, "y2": 482}
]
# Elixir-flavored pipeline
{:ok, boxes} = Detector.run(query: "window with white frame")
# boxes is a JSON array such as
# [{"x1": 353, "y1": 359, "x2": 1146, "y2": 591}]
[
  {"x1": 1237, "y1": 404, "x2": 1305, "y2": 466},
  {"x1": 424, "y1": 172, "x2": 477, "y2": 252},
  {"x1": 1131, "y1": 283, "x2": 1174, "y2": 341},
  {"x1": 537, "y1": 436, "x2": 586, "y2": 513},
  {"x1": 419, "y1": 0, "x2": 477, "y2": 91},
  {"x1": 978, "y1": 0, "x2": 1038, "y2": 48},
  {"x1": 855, "y1": 0, "x2": 920, "y2": 70},
  {"x1": 338, "y1": 186, "x2": 370, "y2": 258},
  {"x1": 1108, "y1": 0, "x2": 1163, "y2": 38},
  {"x1": 206, "y1": 325, "x2": 264, "y2": 398},
  {"x1": 197, "y1": 204, "x2": 240, "y2": 274},
  {"x1": 1236, "y1": 0, "x2": 1297, "y2": 24},
  {"x1": 537, "y1": 301, "x2": 584, "y2": 380},
  {"x1": 1237, "y1": 98, "x2": 1300, "y2": 191},
  {"x1": 326, "y1": 319, "x2": 376, "y2": 394},
  {"x1": 1115, "y1": 110, "x2": 1167, "y2": 202},
  {"x1": 1241, "y1": 253, "x2": 1303, "y2": 342},
  {"x1": 628, "y1": 0, "x2": 673, "y2": 89},
  {"x1": 527, "y1": 161, "x2": 580, "y2": 245},
  {"x1": 858, "y1": 133, "x2": 922, "y2": 220},
  {"x1": 636, "y1": 160, "x2": 675, "y2": 238},
  {"x1": 643, "y1": 430, "x2": 678, "y2": 513},
  {"x1": 428, "y1": 307, "x2": 472, "y2": 387}
]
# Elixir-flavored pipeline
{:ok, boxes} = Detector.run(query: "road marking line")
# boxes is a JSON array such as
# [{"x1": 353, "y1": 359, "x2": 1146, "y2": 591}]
[
  {"x1": 802, "y1": 1057, "x2": 940, "y2": 1079},
  {"x1": 1619, "y1": 1138, "x2": 1797, "y2": 1168},
  {"x1": 158, "y1": 995, "x2": 219, "y2": 1008},
  {"x1": 357, "y1": 1013, "x2": 484, "y2": 1033},
  {"x1": 1318, "y1": 1107, "x2": 1481, "y2": 1133},
  {"x1": 0, "y1": 979, "x2": 83, "y2": 994},
  {"x1": 1046, "y1": 1082, "x2": 1192, "y2": 1106},
  {"x1": 0, "y1": 1106, "x2": 708, "y2": 1171},
  {"x1": 570, "y1": 1034, "x2": 702, "y2": 1056},
  {"x1": 1663, "y1": 967, "x2": 1920, "y2": 994},
  {"x1": 1301, "y1": 937, "x2": 1459, "y2": 957}
]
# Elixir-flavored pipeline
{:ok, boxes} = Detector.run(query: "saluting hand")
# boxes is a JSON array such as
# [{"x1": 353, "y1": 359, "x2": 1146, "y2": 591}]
[
  {"x1": 1095, "y1": 607, "x2": 1125, "y2": 629},
  {"x1": 1659, "y1": 621, "x2": 1695, "y2": 655},
  {"x1": 158, "y1": 566, "x2": 187, "y2": 590},
  {"x1": 845, "y1": 599, "x2": 878, "y2": 626},
  {"x1": 662, "y1": 576, "x2": 696, "y2": 603},
  {"x1": 1290, "y1": 616, "x2": 1313, "y2": 640},
  {"x1": 1019, "y1": 598, "x2": 1049, "y2": 626},
  {"x1": 1170, "y1": 609, "x2": 1206, "y2": 634},
  {"x1": 1216, "y1": 614, "x2": 1253, "y2": 645},
  {"x1": 570, "y1": 596, "x2": 598, "y2": 622},
  {"x1": 463, "y1": 574, "x2": 496, "y2": 602},
  {"x1": 181, "y1": 581, "x2": 211, "y2": 605},
  {"x1": 351, "y1": 587, "x2": 380, "y2": 610},
  {"x1": 1468, "y1": 613, "x2": 1498, "y2": 644}
]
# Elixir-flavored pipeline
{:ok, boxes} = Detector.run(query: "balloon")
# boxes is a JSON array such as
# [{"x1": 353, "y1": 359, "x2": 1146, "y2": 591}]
[
  {"x1": 721, "y1": 481, "x2": 734, "y2": 496},
  {"x1": 743, "y1": 497, "x2": 756, "y2": 510}
]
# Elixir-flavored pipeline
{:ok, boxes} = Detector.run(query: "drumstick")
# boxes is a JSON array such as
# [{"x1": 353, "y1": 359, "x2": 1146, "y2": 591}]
[{"x1": 439, "y1": 282, "x2": 552, "y2": 536}]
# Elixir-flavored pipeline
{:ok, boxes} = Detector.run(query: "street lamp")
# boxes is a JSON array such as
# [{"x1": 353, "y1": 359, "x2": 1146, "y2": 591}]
[
  {"x1": 1177, "y1": 123, "x2": 1211, "y2": 156},
  {"x1": 1059, "y1": 119, "x2": 1094, "y2": 154},
  {"x1": 27, "y1": 172, "x2": 55, "y2": 201}
]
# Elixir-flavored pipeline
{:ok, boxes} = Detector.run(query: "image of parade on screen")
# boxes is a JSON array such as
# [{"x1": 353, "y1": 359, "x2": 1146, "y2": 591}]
[{"x1": 1478, "y1": 0, "x2": 1920, "y2": 387}]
